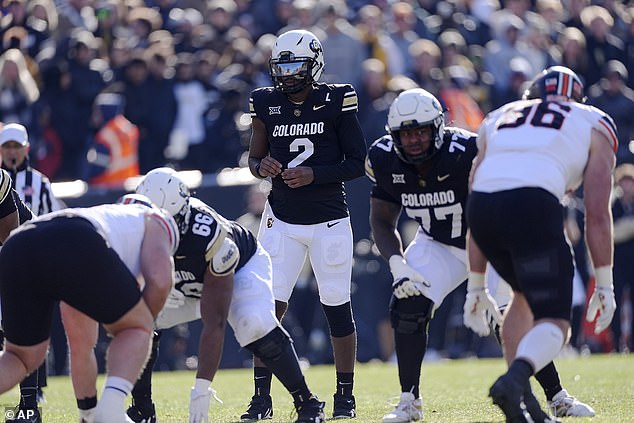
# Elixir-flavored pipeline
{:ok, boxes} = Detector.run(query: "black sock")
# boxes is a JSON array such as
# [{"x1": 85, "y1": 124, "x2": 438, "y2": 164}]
[
  {"x1": 534, "y1": 362, "x2": 563, "y2": 401},
  {"x1": 395, "y1": 331, "x2": 427, "y2": 398},
  {"x1": 336, "y1": 372, "x2": 354, "y2": 397},
  {"x1": 254, "y1": 367, "x2": 273, "y2": 397},
  {"x1": 19, "y1": 371, "x2": 39, "y2": 408},
  {"x1": 77, "y1": 396, "x2": 97, "y2": 410},
  {"x1": 131, "y1": 331, "x2": 160, "y2": 407}
]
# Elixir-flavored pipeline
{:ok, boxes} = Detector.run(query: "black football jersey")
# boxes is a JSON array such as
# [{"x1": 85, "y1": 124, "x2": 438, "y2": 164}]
[
  {"x1": 173, "y1": 198, "x2": 257, "y2": 299},
  {"x1": 249, "y1": 82, "x2": 367, "y2": 225},
  {"x1": 366, "y1": 127, "x2": 478, "y2": 249},
  {"x1": 0, "y1": 169, "x2": 16, "y2": 220}
]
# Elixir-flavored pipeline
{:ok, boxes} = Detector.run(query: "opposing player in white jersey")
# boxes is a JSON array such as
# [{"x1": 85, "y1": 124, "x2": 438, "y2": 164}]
[
  {"x1": 464, "y1": 66, "x2": 617, "y2": 421},
  {"x1": 0, "y1": 200, "x2": 179, "y2": 423}
]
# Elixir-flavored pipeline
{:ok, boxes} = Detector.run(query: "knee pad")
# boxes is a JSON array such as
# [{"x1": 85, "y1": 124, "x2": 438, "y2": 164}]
[
  {"x1": 322, "y1": 302, "x2": 355, "y2": 338},
  {"x1": 245, "y1": 326, "x2": 290, "y2": 362},
  {"x1": 389, "y1": 295, "x2": 434, "y2": 334}
]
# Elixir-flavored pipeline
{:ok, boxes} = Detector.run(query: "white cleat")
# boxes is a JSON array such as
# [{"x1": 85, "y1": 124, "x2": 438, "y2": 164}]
[
  {"x1": 382, "y1": 392, "x2": 423, "y2": 423},
  {"x1": 548, "y1": 389, "x2": 596, "y2": 417}
]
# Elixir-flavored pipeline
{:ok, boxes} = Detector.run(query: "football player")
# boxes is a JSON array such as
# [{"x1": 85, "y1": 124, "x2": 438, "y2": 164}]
[
  {"x1": 128, "y1": 167, "x2": 325, "y2": 423},
  {"x1": 0, "y1": 197, "x2": 178, "y2": 423},
  {"x1": 367, "y1": 88, "x2": 586, "y2": 423},
  {"x1": 246, "y1": 29, "x2": 367, "y2": 420},
  {"x1": 465, "y1": 66, "x2": 617, "y2": 422}
]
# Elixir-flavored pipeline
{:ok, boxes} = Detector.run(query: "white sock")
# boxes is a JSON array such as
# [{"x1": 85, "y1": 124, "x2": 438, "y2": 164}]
[
  {"x1": 94, "y1": 377, "x2": 133, "y2": 423},
  {"x1": 516, "y1": 322, "x2": 564, "y2": 373}
]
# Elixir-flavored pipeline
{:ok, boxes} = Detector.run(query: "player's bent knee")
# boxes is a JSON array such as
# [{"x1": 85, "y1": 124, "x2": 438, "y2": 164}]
[
  {"x1": 245, "y1": 326, "x2": 290, "y2": 362},
  {"x1": 6, "y1": 340, "x2": 49, "y2": 374},
  {"x1": 390, "y1": 295, "x2": 434, "y2": 334},
  {"x1": 319, "y1": 284, "x2": 350, "y2": 306},
  {"x1": 105, "y1": 300, "x2": 153, "y2": 336},
  {"x1": 234, "y1": 312, "x2": 275, "y2": 346},
  {"x1": 322, "y1": 302, "x2": 355, "y2": 337}
]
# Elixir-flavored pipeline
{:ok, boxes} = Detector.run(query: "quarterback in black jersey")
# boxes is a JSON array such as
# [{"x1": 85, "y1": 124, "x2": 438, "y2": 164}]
[
  {"x1": 128, "y1": 168, "x2": 325, "y2": 423},
  {"x1": 247, "y1": 29, "x2": 365, "y2": 420}
]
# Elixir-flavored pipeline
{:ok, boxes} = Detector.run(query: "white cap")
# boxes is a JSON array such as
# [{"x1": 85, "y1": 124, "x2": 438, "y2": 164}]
[{"x1": 0, "y1": 123, "x2": 28, "y2": 146}]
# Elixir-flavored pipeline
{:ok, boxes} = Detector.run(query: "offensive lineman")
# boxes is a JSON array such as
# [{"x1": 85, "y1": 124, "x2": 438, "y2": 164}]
[
  {"x1": 367, "y1": 88, "x2": 585, "y2": 423},
  {"x1": 129, "y1": 167, "x2": 326, "y2": 423},
  {"x1": 247, "y1": 29, "x2": 367, "y2": 420}
]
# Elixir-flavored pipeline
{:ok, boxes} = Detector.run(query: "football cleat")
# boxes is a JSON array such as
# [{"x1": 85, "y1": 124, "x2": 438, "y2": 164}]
[
  {"x1": 126, "y1": 402, "x2": 157, "y2": 423},
  {"x1": 382, "y1": 392, "x2": 423, "y2": 423},
  {"x1": 489, "y1": 373, "x2": 528, "y2": 423},
  {"x1": 240, "y1": 395, "x2": 273, "y2": 421},
  {"x1": 294, "y1": 395, "x2": 325, "y2": 423},
  {"x1": 522, "y1": 386, "x2": 561, "y2": 423},
  {"x1": 333, "y1": 393, "x2": 356, "y2": 419},
  {"x1": 548, "y1": 389, "x2": 596, "y2": 417}
]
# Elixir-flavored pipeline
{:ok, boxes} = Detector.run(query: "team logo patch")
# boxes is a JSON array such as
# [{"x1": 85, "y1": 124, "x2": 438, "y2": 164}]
[
  {"x1": 294, "y1": 109, "x2": 301, "y2": 117},
  {"x1": 392, "y1": 174, "x2": 405, "y2": 184},
  {"x1": 544, "y1": 77, "x2": 557, "y2": 93},
  {"x1": 269, "y1": 106, "x2": 281, "y2": 115},
  {"x1": 267, "y1": 217, "x2": 274, "y2": 228}
]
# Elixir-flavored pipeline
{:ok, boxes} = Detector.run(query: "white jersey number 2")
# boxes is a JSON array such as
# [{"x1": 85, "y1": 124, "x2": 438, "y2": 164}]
[{"x1": 287, "y1": 138, "x2": 314, "y2": 168}]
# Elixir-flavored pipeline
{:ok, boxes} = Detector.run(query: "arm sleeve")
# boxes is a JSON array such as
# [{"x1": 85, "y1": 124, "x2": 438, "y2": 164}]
[{"x1": 312, "y1": 113, "x2": 367, "y2": 184}]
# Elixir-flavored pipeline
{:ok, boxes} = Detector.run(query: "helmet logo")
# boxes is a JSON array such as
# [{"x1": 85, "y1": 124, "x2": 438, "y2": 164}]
[
  {"x1": 309, "y1": 39, "x2": 321, "y2": 54},
  {"x1": 544, "y1": 77, "x2": 557, "y2": 93},
  {"x1": 431, "y1": 100, "x2": 442, "y2": 111}
]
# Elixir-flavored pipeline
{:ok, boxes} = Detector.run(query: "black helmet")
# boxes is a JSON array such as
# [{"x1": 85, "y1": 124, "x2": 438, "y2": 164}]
[{"x1": 522, "y1": 66, "x2": 586, "y2": 103}]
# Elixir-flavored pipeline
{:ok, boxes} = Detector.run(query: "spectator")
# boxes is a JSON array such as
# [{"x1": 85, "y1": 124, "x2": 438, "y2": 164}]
[
  {"x1": 587, "y1": 60, "x2": 634, "y2": 165},
  {"x1": 0, "y1": 48, "x2": 39, "y2": 126},
  {"x1": 611, "y1": 163, "x2": 634, "y2": 352}
]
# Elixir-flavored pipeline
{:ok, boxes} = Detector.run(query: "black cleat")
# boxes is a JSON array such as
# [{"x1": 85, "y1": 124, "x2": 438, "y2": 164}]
[
  {"x1": 126, "y1": 401, "x2": 157, "y2": 423},
  {"x1": 240, "y1": 395, "x2": 273, "y2": 421},
  {"x1": 522, "y1": 383, "x2": 561, "y2": 423},
  {"x1": 489, "y1": 373, "x2": 528, "y2": 423},
  {"x1": 8, "y1": 406, "x2": 41, "y2": 423},
  {"x1": 295, "y1": 395, "x2": 326, "y2": 423},
  {"x1": 333, "y1": 393, "x2": 356, "y2": 419}
]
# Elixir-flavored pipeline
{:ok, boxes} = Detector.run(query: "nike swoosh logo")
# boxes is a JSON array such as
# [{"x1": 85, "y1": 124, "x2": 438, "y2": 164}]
[
  {"x1": 437, "y1": 174, "x2": 450, "y2": 182},
  {"x1": 313, "y1": 104, "x2": 326, "y2": 111},
  {"x1": 327, "y1": 221, "x2": 340, "y2": 228}
]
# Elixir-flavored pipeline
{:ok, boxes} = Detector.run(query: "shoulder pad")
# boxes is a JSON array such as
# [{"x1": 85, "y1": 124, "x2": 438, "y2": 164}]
[
  {"x1": 587, "y1": 105, "x2": 618, "y2": 153},
  {"x1": 0, "y1": 169, "x2": 12, "y2": 204},
  {"x1": 202, "y1": 207, "x2": 231, "y2": 262},
  {"x1": 209, "y1": 237, "x2": 240, "y2": 276},
  {"x1": 147, "y1": 209, "x2": 180, "y2": 255}
]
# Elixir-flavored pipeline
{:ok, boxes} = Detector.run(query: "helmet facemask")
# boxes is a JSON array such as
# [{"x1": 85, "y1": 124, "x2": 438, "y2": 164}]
[
  {"x1": 269, "y1": 30, "x2": 325, "y2": 94},
  {"x1": 391, "y1": 118, "x2": 444, "y2": 164}
]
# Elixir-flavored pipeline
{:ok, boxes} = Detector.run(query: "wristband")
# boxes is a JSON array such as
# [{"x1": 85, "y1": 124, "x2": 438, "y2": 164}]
[
  {"x1": 594, "y1": 265, "x2": 613, "y2": 288},
  {"x1": 467, "y1": 272, "x2": 486, "y2": 290},
  {"x1": 254, "y1": 163, "x2": 265, "y2": 179},
  {"x1": 194, "y1": 378, "x2": 211, "y2": 391}
]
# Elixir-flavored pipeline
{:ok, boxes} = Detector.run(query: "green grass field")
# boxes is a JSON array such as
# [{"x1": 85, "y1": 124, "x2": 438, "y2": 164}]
[{"x1": 1, "y1": 354, "x2": 632, "y2": 422}]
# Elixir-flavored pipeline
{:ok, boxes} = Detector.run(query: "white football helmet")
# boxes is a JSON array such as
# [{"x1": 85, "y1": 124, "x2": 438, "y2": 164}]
[
  {"x1": 269, "y1": 29, "x2": 325, "y2": 93},
  {"x1": 387, "y1": 88, "x2": 445, "y2": 164},
  {"x1": 116, "y1": 193, "x2": 155, "y2": 209},
  {"x1": 135, "y1": 167, "x2": 191, "y2": 233}
]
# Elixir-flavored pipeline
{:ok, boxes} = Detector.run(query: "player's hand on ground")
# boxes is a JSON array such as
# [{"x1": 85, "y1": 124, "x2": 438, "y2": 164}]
[
  {"x1": 282, "y1": 166, "x2": 314, "y2": 188},
  {"x1": 258, "y1": 157, "x2": 282, "y2": 178},
  {"x1": 189, "y1": 379, "x2": 219, "y2": 423},
  {"x1": 463, "y1": 288, "x2": 501, "y2": 337},
  {"x1": 585, "y1": 285, "x2": 616, "y2": 334},
  {"x1": 389, "y1": 255, "x2": 430, "y2": 299}
]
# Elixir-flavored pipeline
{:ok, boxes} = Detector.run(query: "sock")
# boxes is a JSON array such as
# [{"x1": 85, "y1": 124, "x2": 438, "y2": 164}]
[
  {"x1": 507, "y1": 358, "x2": 534, "y2": 382},
  {"x1": 516, "y1": 322, "x2": 565, "y2": 373},
  {"x1": 395, "y1": 331, "x2": 427, "y2": 398},
  {"x1": 336, "y1": 372, "x2": 354, "y2": 397},
  {"x1": 19, "y1": 371, "x2": 39, "y2": 408},
  {"x1": 254, "y1": 366, "x2": 272, "y2": 397},
  {"x1": 534, "y1": 362, "x2": 563, "y2": 401},
  {"x1": 95, "y1": 376, "x2": 133, "y2": 421},
  {"x1": 290, "y1": 381, "x2": 312, "y2": 405}
]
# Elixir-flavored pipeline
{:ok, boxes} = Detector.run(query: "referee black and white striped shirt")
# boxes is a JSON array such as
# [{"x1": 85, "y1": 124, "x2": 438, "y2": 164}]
[{"x1": 2, "y1": 159, "x2": 61, "y2": 217}]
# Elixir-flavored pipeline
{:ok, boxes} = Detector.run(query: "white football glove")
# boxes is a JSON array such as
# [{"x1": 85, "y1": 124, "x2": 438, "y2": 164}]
[
  {"x1": 189, "y1": 379, "x2": 222, "y2": 423},
  {"x1": 389, "y1": 255, "x2": 430, "y2": 299},
  {"x1": 165, "y1": 288, "x2": 186, "y2": 309},
  {"x1": 586, "y1": 266, "x2": 617, "y2": 335},
  {"x1": 463, "y1": 272, "x2": 502, "y2": 337}
]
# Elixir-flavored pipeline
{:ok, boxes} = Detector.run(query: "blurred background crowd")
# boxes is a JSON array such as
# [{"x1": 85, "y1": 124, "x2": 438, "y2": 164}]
[{"x1": 0, "y1": 0, "x2": 632, "y2": 375}]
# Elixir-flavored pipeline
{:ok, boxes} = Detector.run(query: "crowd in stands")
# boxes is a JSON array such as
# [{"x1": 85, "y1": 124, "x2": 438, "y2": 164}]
[
  {"x1": 0, "y1": 0, "x2": 632, "y2": 185},
  {"x1": 0, "y1": 0, "x2": 633, "y2": 372}
]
